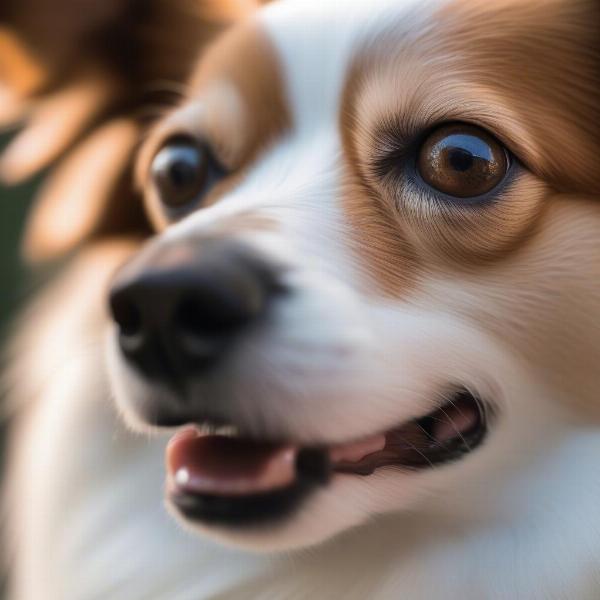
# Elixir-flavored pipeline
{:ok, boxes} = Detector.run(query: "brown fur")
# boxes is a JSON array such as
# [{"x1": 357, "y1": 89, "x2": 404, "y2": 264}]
[{"x1": 339, "y1": 0, "x2": 600, "y2": 295}]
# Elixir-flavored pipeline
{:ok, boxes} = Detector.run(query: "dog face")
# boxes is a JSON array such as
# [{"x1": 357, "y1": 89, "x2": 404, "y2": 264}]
[{"x1": 107, "y1": 0, "x2": 600, "y2": 550}]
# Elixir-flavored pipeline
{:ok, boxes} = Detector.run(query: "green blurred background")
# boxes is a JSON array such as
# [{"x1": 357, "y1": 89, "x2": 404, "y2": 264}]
[
  {"x1": 0, "y1": 132, "x2": 34, "y2": 333},
  {"x1": 0, "y1": 130, "x2": 36, "y2": 596}
]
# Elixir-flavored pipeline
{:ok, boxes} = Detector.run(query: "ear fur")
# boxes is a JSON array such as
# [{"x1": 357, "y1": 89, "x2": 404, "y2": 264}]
[{"x1": 0, "y1": 0, "x2": 262, "y2": 262}]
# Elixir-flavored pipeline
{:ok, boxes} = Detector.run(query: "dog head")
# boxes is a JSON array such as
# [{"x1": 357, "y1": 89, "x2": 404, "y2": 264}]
[{"x1": 107, "y1": 0, "x2": 600, "y2": 551}]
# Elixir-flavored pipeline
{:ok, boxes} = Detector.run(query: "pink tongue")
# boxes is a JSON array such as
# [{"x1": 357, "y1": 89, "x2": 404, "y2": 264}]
[{"x1": 166, "y1": 429, "x2": 298, "y2": 496}]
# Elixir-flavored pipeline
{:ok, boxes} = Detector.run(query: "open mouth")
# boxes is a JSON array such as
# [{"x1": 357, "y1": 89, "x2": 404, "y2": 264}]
[{"x1": 166, "y1": 389, "x2": 489, "y2": 526}]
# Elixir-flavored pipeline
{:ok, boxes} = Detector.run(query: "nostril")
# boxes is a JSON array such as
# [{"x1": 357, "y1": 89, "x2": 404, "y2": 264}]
[
  {"x1": 175, "y1": 291, "x2": 256, "y2": 337},
  {"x1": 110, "y1": 295, "x2": 143, "y2": 339},
  {"x1": 173, "y1": 295, "x2": 228, "y2": 361},
  {"x1": 175, "y1": 282, "x2": 259, "y2": 336},
  {"x1": 172, "y1": 287, "x2": 262, "y2": 361}
]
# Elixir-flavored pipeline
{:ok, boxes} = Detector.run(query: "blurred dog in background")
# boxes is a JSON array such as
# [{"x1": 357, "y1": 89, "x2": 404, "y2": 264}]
[{"x1": 2, "y1": 0, "x2": 600, "y2": 598}]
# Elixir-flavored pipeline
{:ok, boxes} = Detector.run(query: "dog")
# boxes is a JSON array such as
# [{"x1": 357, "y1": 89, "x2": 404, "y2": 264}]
[{"x1": 4, "y1": 0, "x2": 600, "y2": 598}]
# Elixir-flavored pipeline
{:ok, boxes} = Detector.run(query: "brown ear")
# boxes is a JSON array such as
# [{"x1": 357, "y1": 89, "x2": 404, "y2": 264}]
[
  {"x1": 0, "y1": 0, "x2": 262, "y2": 263},
  {"x1": 0, "y1": 27, "x2": 47, "y2": 103},
  {"x1": 21, "y1": 119, "x2": 144, "y2": 262}
]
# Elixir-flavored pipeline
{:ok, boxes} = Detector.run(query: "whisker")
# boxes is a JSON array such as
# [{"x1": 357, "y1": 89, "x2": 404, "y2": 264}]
[
  {"x1": 437, "y1": 405, "x2": 471, "y2": 452},
  {"x1": 395, "y1": 437, "x2": 436, "y2": 469}
]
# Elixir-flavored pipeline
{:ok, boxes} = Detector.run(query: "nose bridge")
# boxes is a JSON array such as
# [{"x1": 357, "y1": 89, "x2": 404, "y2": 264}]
[{"x1": 221, "y1": 131, "x2": 352, "y2": 274}]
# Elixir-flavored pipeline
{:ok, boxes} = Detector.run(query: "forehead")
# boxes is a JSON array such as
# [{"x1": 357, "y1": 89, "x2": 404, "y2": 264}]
[{"x1": 259, "y1": 0, "x2": 433, "y2": 127}]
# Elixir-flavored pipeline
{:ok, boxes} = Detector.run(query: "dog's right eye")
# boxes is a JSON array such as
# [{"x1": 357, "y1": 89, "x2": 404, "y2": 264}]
[{"x1": 151, "y1": 137, "x2": 224, "y2": 209}]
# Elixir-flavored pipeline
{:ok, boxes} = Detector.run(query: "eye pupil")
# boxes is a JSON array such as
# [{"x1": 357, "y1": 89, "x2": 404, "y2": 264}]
[
  {"x1": 418, "y1": 124, "x2": 509, "y2": 199},
  {"x1": 448, "y1": 148, "x2": 474, "y2": 173},
  {"x1": 169, "y1": 152, "x2": 200, "y2": 188}
]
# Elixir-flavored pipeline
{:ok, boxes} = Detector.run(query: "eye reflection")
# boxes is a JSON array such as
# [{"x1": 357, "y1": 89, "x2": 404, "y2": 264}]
[{"x1": 418, "y1": 124, "x2": 509, "y2": 199}]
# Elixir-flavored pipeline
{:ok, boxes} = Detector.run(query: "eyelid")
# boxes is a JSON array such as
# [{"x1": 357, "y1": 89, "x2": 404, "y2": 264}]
[
  {"x1": 377, "y1": 121, "x2": 510, "y2": 173},
  {"x1": 367, "y1": 119, "x2": 524, "y2": 181}
]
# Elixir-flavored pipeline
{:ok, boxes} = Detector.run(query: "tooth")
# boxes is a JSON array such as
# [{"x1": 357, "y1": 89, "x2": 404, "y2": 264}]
[
  {"x1": 175, "y1": 468, "x2": 190, "y2": 486},
  {"x1": 215, "y1": 425, "x2": 239, "y2": 437},
  {"x1": 196, "y1": 424, "x2": 214, "y2": 436}
]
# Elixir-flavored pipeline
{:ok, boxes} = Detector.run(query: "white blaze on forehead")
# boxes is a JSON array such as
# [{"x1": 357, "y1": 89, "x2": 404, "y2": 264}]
[{"x1": 259, "y1": 0, "x2": 440, "y2": 131}]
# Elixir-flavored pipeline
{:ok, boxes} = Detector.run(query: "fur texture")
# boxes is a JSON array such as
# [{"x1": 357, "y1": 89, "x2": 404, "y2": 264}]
[{"x1": 3, "y1": 0, "x2": 600, "y2": 598}]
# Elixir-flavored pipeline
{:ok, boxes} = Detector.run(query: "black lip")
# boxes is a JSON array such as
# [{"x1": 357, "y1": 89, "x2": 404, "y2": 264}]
[
  {"x1": 333, "y1": 389, "x2": 489, "y2": 476},
  {"x1": 169, "y1": 448, "x2": 329, "y2": 526},
  {"x1": 170, "y1": 481, "x2": 308, "y2": 526},
  {"x1": 405, "y1": 389, "x2": 488, "y2": 468}
]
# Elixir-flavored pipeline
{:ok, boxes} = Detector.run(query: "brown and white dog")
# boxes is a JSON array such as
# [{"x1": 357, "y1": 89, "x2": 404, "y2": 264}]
[{"x1": 4, "y1": 0, "x2": 600, "y2": 598}]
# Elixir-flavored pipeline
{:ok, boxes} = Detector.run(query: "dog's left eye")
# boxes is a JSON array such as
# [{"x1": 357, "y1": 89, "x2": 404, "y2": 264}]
[
  {"x1": 417, "y1": 124, "x2": 509, "y2": 199},
  {"x1": 151, "y1": 138, "x2": 224, "y2": 209}
]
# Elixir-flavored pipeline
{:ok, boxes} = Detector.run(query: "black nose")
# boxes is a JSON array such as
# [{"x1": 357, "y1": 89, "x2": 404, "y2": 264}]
[{"x1": 109, "y1": 239, "x2": 278, "y2": 382}]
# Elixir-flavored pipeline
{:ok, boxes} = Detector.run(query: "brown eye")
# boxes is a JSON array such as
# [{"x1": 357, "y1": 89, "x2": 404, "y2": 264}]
[
  {"x1": 151, "y1": 138, "x2": 223, "y2": 209},
  {"x1": 417, "y1": 124, "x2": 509, "y2": 199}
]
